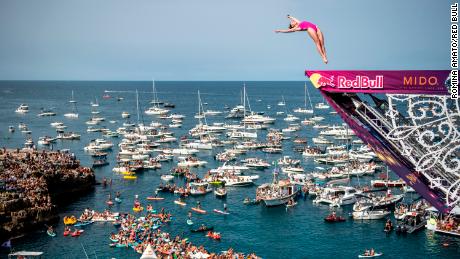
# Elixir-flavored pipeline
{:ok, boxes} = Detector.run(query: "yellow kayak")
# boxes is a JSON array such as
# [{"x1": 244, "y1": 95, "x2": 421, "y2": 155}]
[
  {"x1": 63, "y1": 216, "x2": 77, "y2": 225},
  {"x1": 124, "y1": 175, "x2": 137, "y2": 180},
  {"x1": 121, "y1": 171, "x2": 135, "y2": 175},
  {"x1": 133, "y1": 206, "x2": 144, "y2": 212}
]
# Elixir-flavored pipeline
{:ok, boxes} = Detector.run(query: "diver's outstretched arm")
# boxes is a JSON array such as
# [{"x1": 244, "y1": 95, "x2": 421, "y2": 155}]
[{"x1": 275, "y1": 28, "x2": 298, "y2": 33}]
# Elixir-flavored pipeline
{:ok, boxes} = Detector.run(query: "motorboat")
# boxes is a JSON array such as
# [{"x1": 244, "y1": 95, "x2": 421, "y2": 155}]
[
  {"x1": 84, "y1": 139, "x2": 113, "y2": 151},
  {"x1": 56, "y1": 132, "x2": 81, "y2": 140},
  {"x1": 242, "y1": 158, "x2": 270, "y2": 169},
  {"x1": 315, "y1": 102, "x2": 330, "y2": 109},
  {"x1": 396, "y1": 211, "x2": 427, "y2": 234},
  {"x1": 15, "y1": 104, "x2": 29, "y2": 113},
  {"x1": 352, "y1": 209, "x2": 390, "y2": 220},
  {"x1": 177, "y1": 157, "x2": 207, "y2": 167},
  {"x1": 37, "y1": 109, "x2": 56, "y2": 117},
  {"x1": 371, "y1": 179, "x2": 406, "y2": 188},
  {"x1": 256, "y1": 171, "x2": 299, "y2": 207},
  {"x1": 277, "y1": 156, "x2": 301, "y2": 166},
  {"x1": 189, "y1": 182, "x2": 212, "y2": 195},
  {"x1": 121, "y1": 111, "x2": 130, "y2": 118},
  {"x1": 313, "y1": 186, "x2": 360, "y2": 207}
]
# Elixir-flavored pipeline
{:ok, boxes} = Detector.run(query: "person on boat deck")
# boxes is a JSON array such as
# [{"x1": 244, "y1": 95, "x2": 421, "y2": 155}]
[
  {"x1": 386, "y1": 189, "x2": 392, "y2": 197},
  {"x1": 370, "y1": 248, "x2": 375, "y2": 256},
  {"x1": 364, "y1": 249, "x2": 370, "y2": 256}
]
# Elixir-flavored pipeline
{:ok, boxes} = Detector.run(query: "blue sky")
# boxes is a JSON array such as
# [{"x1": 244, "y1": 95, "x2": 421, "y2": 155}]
[{"x1": 0, "y1": 0, "x2": 453, "y2": 80}]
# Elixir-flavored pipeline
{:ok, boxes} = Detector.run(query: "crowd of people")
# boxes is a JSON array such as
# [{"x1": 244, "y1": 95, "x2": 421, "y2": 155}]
[
  {"x1": 0, "y1": 148, "x2": 92, "y2": 213},
  {"x1": 109, "y1": 210, "x2": 260, "y2": 258},
  {"x1": 435, "y1": 216, "x2": 460, "y2": 233}
]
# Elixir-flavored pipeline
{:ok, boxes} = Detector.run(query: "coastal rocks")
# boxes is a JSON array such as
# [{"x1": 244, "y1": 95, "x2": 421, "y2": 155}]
[{"x1": 0, "y1": 149, "x2": 95, "y2": 242}]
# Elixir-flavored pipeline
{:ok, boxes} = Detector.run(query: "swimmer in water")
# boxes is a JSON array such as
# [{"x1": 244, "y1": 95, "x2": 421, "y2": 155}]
[{"x1": 275, "y1": 15, "x2": 328, "y2": 64}]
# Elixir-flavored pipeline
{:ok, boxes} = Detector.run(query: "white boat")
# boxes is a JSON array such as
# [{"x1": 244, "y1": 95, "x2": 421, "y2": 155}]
[
  {"x1": 145, "y1": 81, "x2": 169, "y2": 115},
  {"x1": 160, "y1": 174, "x2": 174, "y2": 182},
  {"x1": 227, "y1": 130, "x2": 257, "y2": 139},
  {"x1": 352, "y1": 209, "x2": 390, "y2": 220},
  {"x1": 277, "y1": 156, "x2": 301, "y2": 166},
  {"x1": 121, "y1": 111, "x2": 130, "y2": 118},
  {"x1": 226, "y1": 105, "x2": 246, "y2": 119},
  {"x1": 242, "y1": 113, "x2": 275, "y2": 124},
  {"x1": 15, "y1": 104, "x2": 29, "y2": 113},
  {"x1": 284, "y1": 114, "x2": 300, "y2": 122},
  {"x1": 203, "y1": 110, "x2": 222, "y2": 116},
  {"x1": 358, "y1": 253, "x2": 383, "y2": 258},
  {"x1": 64, "y1": 91, "x2": 79, "y2": 118},
  {"x1": 257, "y1": 172, "x2": 299, "y2": 207},
  {"x1": 311, "y1": 116, "x2": 325, "y2": 122},
  {"x1": 302, "y1": 147, "x2": 326, "y2": 157},
  {"x1": 56, "y1": 132, "x2": 81, "y2": 140},
  {"x1": 37, "y1": 109, "x2": 56, "y2": 117},
  {"x1": 50, "y1": 122, "x2": 64, "y2": 127},
  {"x1": 313, "y1": 186, "x2": 359, "y2": 207},
  {"x1": 277, "y1": 96, "x2": 286, "y2": 106},
  {"x1": 312, "y1": 137, "x2": 333, "y2": 145},
  {"x1": 177, "y1": 157, "x2": 207, "y2": 167},
  {"x1": 222, "y1": 175, "x2": 254, "y2": 186},
  {"x1": 242, "y1": 158, "x2": 270, "y2": 169},
  {"x1": 23, "y1": 138, "x2": 34, "y2": 149},
  {"x1": 315, "y1": 102, "x2": 330, "y2": 109},
  {"x1": 189, "y1": 182, "x2": 212, "y2": 195},
  {"x1": 84, "y1": 139, "x2": 113, "y2": 151},
  {"x1": 183, "y1": 141, "x2": 213, "y2": 150},
  {"x1": 281, "y1": 166, "x2": 304, "y2": 174},
  {"x1": 90, "y1": 97, "x2": 99, "y2": 107},
  {"x1": 172, "y1": 148, "x2": 199, "y2": 155},
  {"x1": 294, "y1": 83, "x2": 314, "y2": 114}
]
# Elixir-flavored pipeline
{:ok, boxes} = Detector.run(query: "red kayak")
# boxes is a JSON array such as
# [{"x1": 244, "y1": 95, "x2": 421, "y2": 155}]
[
  {"x1": 63, "y1": 230, "x2": 71, "y2": 236},
  {"x1": 71, "y1": 230, "x2": 84, "y2": 237},
  {"x1": 146, "y1": 197, "x2": 165, "y2": 201},
  {"x1": 324, "y1": 215, "x2": 346, "y2": 222}
]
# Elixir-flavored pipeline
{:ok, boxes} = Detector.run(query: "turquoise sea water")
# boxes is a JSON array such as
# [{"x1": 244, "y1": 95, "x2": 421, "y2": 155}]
[{"x1": 0, "y1": 81, "x2": 458, "y2": 259}]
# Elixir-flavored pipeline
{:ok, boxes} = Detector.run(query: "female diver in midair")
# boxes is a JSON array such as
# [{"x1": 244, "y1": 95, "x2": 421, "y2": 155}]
[{"x1": 275, "y1": 15, "x2": 328, "y2": 64}]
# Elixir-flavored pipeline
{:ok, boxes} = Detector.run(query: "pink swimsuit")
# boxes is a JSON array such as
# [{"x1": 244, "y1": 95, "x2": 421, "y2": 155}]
[{"x1": 299, "y1": 21, "x2": 317, "y2": 32}]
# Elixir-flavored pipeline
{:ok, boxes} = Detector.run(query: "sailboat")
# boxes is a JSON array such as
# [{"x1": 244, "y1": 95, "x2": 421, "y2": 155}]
[
  {"x1": 277, "y1": 96, "x2": 286, "y2": 106},
  {"x1": 91, "y1": 97, "x2": 99, "y2": 107},
  {"x1": 185, "y1": 91, "x2": 214, "y2": 149},
  {"x1": 64, "y1": 90, "x2": 79, "y2": 118},
  {"x1": 315, "y1": 96, "x2": 330, "y2": 109},
  {"x1": 294, "y1": 83, "x2": 314, "y2": 114},
  {"x1": 228, "y1": 84, "x2": 257, "y2": 139},
  {"x1": 145, "y1": 80, "x2": 169, "y2": 115}
]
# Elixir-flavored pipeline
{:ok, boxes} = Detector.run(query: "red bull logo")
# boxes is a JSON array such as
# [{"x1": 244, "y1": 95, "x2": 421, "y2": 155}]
[
  {"x1": 337, "y1": 75, "x2": 384, "y2": 89},
  {"x1": 317, "y1": 75, "x2": 335, "y2": 87}
]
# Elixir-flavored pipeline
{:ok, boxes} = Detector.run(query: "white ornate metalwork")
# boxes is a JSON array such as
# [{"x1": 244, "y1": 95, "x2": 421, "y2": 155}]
[{"x1": 386, "y1": 94, "x2": 460, "y2": 207}]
